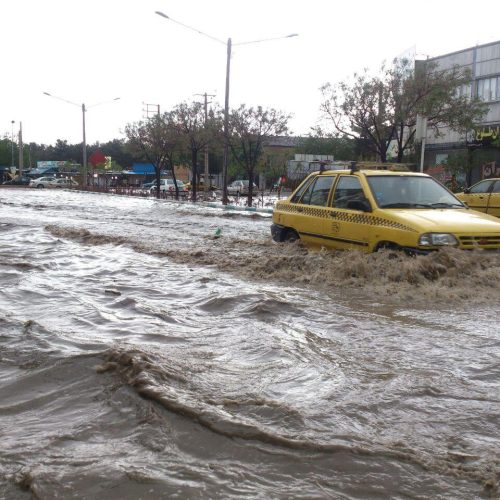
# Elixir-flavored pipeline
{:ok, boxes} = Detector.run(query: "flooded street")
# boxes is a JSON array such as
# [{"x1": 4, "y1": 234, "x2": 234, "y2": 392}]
[{"x1": 1, "y1": 188, "x2": 499, "y2": 499}]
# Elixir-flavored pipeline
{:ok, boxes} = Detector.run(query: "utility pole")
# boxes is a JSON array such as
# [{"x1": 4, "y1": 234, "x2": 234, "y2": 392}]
[
  {"x1": 143, "y1": 102, "x2": 160, "y2": 119},
  {"x1": 195, "y1": 92, "x2": 215, "y2": 199},
  {"x1": 18, "y1": 122, "x2": 24, "y2": 176},
  {"x1": 416, "y1": 115, "x2": 428, "y2": 173}
]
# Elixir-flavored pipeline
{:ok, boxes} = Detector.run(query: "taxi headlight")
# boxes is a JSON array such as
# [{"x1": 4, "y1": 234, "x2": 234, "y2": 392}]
[{"x1": 418, "y1": 233, "x2": 458, "y2": 246}]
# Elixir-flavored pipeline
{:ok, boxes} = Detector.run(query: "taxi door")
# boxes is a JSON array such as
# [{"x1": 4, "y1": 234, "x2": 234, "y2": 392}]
[
  {"x1": 486, "y1": 180, "x2": 500, "y2": 217},
  {"x1": 287, "y1": 175, "x2": 336, "y2": 247},
  {"x1": 463, "y1": 179, "x2": 494, "y2": 213},
  {"x1": 325, "y1": 175, "x2": 372, "y2": 251}
]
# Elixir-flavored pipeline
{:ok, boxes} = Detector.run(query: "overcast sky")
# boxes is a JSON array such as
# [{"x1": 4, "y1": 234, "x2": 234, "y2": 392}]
[{"x1": 1, "y1": 0, "x2": 498, "y2": 146}]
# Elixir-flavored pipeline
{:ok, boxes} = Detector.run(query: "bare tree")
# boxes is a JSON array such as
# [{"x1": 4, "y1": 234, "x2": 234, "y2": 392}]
[
  {"x1": 228, "y1": 105, "x2": 290, "y2": 206},
  {"x1": 321, "y1": 58, "x2": 486, "y2": 163}
]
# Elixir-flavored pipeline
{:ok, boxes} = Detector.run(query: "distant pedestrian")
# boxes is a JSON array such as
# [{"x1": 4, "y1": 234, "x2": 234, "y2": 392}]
[{"x1": 277, "y1": 180, "x2": 283, "y2": 198}]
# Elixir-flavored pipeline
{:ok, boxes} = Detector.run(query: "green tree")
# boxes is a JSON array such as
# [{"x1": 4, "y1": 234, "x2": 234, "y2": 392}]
[
  {"x1": 0, "y1": 138, "x2": 13, "y2": 166},
  {"x1": 321, "y1": 58, "x2": 486, "y2": 163},
  {"x1": 97, "y1": 139, "x2": 134, "y2": 169},
  {"x1": 125, "y1": 113, "x2": 183, "y2": 198},
  {"x1": 172, "y1": 101, "x2": 219, "y2": 201},
  {"x1": 260, "y1": 149, "x2": 290, "y2": 189},
  {"x1": 228, "y1": 105, "x2": 290, "y2": 206},
  {"x1": 445, "y1": 147, "x2": 497, "y2": 188},
  {"x1": 296, "y1": 127, "x2": 355, "y2": 160}
]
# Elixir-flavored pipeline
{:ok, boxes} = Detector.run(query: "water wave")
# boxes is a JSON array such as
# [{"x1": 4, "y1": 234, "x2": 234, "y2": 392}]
[
  {"x1": 97, "y1": 346, "x2": 499, "y2": 494},
  {"x1": 45, "y1": 224, "x2": 500, "y2": 305}
]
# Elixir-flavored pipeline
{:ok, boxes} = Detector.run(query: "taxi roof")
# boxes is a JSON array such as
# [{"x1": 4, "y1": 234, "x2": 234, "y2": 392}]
[{"x1": 318, "y1": 169, "x2": 428, "y2": 177}]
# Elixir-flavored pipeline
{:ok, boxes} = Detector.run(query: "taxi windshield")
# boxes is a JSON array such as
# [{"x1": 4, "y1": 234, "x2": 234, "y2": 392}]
[{"x1": 366, "y1": 175, "x2": 464, "y2": 209}]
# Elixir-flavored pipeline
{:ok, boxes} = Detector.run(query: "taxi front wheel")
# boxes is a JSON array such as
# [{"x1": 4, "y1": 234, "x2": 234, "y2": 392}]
[
  {"x1": 284, "y1": 230, "x2": 299, "y2": 243},
  {"x1": 376, "y1": 241, "x2": 399, "y2": 251},
  {"x1": 375, "y1": 241, "x2": 401, "y2": 257}
]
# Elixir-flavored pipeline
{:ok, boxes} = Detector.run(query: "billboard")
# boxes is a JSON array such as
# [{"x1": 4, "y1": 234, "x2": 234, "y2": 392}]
[{"x1": 36, "y1": 161, "x2": 67, "y2": 170}]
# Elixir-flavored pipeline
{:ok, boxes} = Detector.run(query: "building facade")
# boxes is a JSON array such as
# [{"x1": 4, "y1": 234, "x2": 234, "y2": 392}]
[{"x1": 424, "y1": 40, "x2": 500, "y2": 183}]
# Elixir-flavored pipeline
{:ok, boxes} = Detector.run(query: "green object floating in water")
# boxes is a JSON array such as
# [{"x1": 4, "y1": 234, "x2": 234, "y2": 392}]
[{"x1": 214, "y1": 228, "x2": 222, "y2": 238}]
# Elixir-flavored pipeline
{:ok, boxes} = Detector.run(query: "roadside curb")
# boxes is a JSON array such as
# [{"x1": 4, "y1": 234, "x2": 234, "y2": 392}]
[
  {"x1": 71, "y1": 189, "x2": 276, "y2": 214},
  {"x1": 201, "y1": 202, "x2": 274, "y2": 214}
]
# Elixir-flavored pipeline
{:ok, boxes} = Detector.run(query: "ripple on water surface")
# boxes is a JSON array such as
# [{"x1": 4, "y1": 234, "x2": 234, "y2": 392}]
[{"x1": 0, "y1": 190, "x2": 499, "y2": 498}]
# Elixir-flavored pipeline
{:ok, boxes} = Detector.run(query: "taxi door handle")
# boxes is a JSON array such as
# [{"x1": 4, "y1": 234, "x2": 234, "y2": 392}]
[
  {"x1": 297, "y1": 207, "x2": 303, "y2": 212},
  {"x1": 329, "y1": 212, "x2": 338, "y2": 218}
]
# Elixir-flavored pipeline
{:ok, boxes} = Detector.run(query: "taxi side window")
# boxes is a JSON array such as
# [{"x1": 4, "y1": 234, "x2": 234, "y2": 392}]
[
  {"x1": 333, "y1": 176, "x2": 365, "y2": 209},
  {"x1": 492, "y1": 180, "x2": 500, "y2": 193},
  {"x1": 301, "y1": 176, "x2": 335, "y2": 206},
  {"x1": 290, "y1": 178, "x2": 313, "y2": 203},
  {"x1": 470, "y1": 180, "x2": 493, "y2": 193}
]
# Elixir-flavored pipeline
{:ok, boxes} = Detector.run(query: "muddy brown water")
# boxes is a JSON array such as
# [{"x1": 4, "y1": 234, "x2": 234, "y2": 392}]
[{"x1": 0, "y1": 188, "x2": 499, "y2": 498}]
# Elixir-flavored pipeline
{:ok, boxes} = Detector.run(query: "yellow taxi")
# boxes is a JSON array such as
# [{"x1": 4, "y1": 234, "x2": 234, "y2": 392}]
[
  {"x1": 271, "y1": 167, "x2": 500, "y2": 253},
  {"x1": 456, "y1": 178, "x2": 500, "y2": 217}
]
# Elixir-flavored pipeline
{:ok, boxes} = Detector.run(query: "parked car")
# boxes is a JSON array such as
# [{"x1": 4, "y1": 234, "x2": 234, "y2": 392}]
[
  {"x1": 29, "y1": 177, "x2": 77, "y2": 189},
  {"x1": 141, "y1": 180, "x2": 156, "y2": 189},
  {"x1": 456, "y1": 178, "x2": 500, "y2": 217},
  {"x1": 184, "y1": 181, "x2": 218, "y2": 192},
  {"x1": 51, "y1": 178, "x2": 78, "y2": 188},
  {"x1": 149, "y1": 179, "x2": 188, "y2": 194},
  {"x1": 271, "y1": 167, "x2": 500, "y2": 253},
  {"x1": 3, "y1": 176, "x2": 31, "y2": 186},
  {"x1": 29, "y1": 176, "x2": 57, "y2": 188},
  {"x1": 227, "y1": 180, "x2": 258, "y2": 196}
]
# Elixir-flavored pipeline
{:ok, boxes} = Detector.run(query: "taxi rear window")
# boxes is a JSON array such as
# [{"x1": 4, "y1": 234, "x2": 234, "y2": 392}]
[{"x1": 292, "y1": 176, "x2": 335, "y2": 206}]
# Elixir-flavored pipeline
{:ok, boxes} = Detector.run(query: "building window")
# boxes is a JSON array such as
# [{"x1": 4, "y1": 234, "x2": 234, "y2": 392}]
[
  {"x1": 456, "y1": 83, "x2": 472, "y2": 99},
  {"x1": 476, "y1": 76, "x2": 499, "y2": 101}
]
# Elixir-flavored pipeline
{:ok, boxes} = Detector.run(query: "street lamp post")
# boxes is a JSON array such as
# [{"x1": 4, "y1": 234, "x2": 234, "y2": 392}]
[
  {"x1": 82, "y1": 103, "x2": 87, "y2": 185},
  {"x1": 43, "y1": 93, "x2": 120, "y2": 187},
  {"x1": 155, "y1": 11, "x2": 297, "y2": 204},
  {"x1": 222, "y1": 37, "x2": 232, "y2": 204}
]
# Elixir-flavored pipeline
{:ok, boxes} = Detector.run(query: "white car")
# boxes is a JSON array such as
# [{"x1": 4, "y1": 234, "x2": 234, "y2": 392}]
[
  {"x1": 149, "y1": 179, "x2": 187, "y2": 193},
  {"x1": 29, "y1": 176, "x2": 57, "y2": 188},
  {"x1": 227, "y1": 180, "x2": 258, "y2": 196},
  {"x1": 51, "y1": 178, "x2": 78, "y2": 188}
]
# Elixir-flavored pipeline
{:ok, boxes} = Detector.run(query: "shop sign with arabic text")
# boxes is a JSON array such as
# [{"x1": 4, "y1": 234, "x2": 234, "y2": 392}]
[{"x1": 471, "y1": 124, "x2": 500, "y2": 143}]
